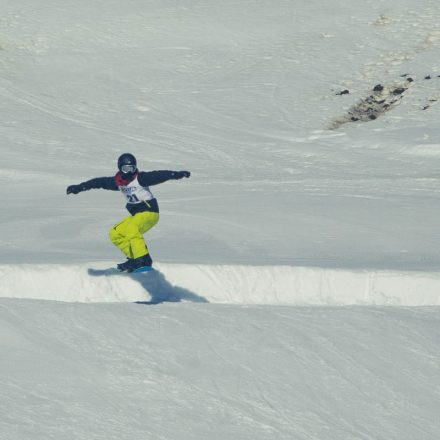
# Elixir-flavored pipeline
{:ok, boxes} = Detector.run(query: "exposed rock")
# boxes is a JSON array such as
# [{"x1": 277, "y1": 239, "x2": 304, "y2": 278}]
[
  {"x1": 328, "y1": 78, "x2": 414, "y2": 129},
  {"x1": 392, "y1": 87, "x2": 406, "y2": 95}
]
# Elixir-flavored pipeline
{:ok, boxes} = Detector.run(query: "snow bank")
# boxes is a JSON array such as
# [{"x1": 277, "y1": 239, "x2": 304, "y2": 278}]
[{"x1": 1, "y1": 263, "x2": 439, "y2": 305}]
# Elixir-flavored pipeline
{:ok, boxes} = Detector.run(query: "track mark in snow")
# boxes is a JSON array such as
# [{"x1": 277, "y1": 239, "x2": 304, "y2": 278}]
[{"x1": 0, "y1": 79, "x2": 151, "y2": 144}]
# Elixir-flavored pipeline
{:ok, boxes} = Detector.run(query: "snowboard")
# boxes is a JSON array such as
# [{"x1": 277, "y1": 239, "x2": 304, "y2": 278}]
[
  {"x1": 88, "y1": 266, "x2": 154, "y2": 276},
  {"x1": 132, "y1": 266, "x2": 154, "y2": 273}
]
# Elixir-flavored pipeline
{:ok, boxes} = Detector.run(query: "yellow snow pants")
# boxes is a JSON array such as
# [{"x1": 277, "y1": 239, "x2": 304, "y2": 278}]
[{"x1": 109, "y1": 211, "x2": 159, "y2": 259}]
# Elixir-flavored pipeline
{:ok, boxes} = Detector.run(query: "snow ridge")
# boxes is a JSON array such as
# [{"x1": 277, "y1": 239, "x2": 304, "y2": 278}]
[{"x1": 1, "y1": 263, "x2": 439, "y2": 305}]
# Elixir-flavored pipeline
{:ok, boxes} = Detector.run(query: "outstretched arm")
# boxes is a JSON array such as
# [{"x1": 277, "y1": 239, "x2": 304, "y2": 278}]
[
  {"x1": 66, "y1": 177, "x2": 118, "y2": 194},
  {"x1": 138, "y1": 170, "x2": 191, "y2": 186}
]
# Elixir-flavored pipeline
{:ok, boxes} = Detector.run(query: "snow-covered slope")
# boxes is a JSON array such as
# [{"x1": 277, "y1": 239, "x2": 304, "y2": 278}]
[
  {"x1": 2, "y1": 299, "x2": 440, "y2": 440},
  {"x1": 1, "y1": 0, "x2": 440, "y2": 268},
  {"x1": 2, "y1": 1, "x2": 440, "y2": 439}
]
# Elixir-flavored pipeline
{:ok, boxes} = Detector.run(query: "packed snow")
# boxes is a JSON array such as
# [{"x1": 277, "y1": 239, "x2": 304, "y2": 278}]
[
  {"x1": 1, "y1": 262, "x2": 440, "y2": 306},
  {"x1": 1, "y1": 0, "x2": 440, "y2": 438},
  {"x1": 1, "y1": 300, "x2": 439, "y2": 440}
]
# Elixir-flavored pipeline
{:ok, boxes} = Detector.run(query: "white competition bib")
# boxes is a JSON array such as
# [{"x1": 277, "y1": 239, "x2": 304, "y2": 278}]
[{"x1": 118, "y1": 176, "x2": 154, "y2": 204}]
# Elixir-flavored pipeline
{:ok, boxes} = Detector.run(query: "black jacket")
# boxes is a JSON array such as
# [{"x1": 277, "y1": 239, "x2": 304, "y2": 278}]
[{"x1": 73, "y1": 170, "x2": 188, "y2": 215}]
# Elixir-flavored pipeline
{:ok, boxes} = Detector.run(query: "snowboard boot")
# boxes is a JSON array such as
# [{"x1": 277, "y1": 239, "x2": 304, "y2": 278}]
[
  {"x1": 127, "y1": 253, "x2": 153, "y2": 272},
  {"x1": 117, "y1": 258, "x2": 134, "y2": 272}
]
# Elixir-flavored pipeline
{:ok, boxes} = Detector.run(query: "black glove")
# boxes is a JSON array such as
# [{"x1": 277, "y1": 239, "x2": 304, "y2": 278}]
[
  {"x1": 174, "y1": 171, "x2": 191, "y2": 179},
  {"x1": 66, "y1": 184, "x2": 82, "y2": 195}
]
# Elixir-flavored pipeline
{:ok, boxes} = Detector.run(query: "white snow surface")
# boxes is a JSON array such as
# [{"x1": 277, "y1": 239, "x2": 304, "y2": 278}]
[
  {"x1": 0, "y1": 299, "x2": 440, "y2": 440},
  {"x1": 1, "y1": 0, "x2": 440, "y2": 269},
  {"x1": 1, "y1": 300, "x2": 440, "y2": 440},
  {"x1": 1, "y1": 263, "x2": 440, "y2": 306},
  {"x1": 2, "y1": 0, "x2": 440, "y2": 438}
]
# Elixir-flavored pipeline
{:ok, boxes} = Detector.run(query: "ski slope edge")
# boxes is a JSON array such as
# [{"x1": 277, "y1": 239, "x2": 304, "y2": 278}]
[{"x1": 0, "y1": 263, "x2": 439, "y2": 305}]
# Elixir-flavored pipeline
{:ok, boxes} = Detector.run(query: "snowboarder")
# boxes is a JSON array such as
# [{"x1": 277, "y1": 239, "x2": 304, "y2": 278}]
[{"x1": 66, "y1": 153, "x2": 190, "y2": 272}]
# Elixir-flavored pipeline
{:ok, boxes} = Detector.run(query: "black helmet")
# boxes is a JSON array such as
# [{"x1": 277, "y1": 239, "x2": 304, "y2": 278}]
[{"x1": 117, "y1": 153, "x2": 137, "y2": 175}]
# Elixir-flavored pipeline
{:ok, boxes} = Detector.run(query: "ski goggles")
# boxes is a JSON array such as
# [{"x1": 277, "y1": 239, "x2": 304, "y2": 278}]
[{"x1": 120, "y1": 164, "x2": 136, "y2": 174}]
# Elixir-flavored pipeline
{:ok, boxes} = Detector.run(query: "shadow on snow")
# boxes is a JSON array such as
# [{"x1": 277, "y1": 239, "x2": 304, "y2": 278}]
[{"x1": 88, "y1": 267, "x2": 208, "y2": 305}]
